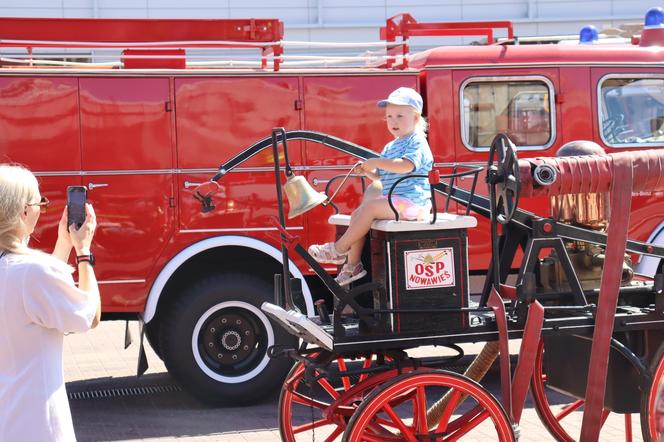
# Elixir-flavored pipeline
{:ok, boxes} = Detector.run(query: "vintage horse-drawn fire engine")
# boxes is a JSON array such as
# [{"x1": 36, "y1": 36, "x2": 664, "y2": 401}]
[
  {"x1": 4, "y1": 5, "x2": 664, "y2": 415},
  {"x1": 196, "y1": 128, "x2": 664, "y2": 441}
]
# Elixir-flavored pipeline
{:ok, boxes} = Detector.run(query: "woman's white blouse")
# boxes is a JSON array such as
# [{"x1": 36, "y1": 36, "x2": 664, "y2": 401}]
[{"x1": 0, "y1": 253, "x2": 97, "y2": 442}]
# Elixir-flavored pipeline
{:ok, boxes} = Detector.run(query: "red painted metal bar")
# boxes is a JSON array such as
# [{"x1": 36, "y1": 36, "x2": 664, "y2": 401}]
[
  {"x1": 380, "y1": 13, "x2": 513, "y2": 43},
  {"x1": 380, "y1": 14, "x2": 513, "y2": 69},
  {"x1": 408, "y1": 28, "x2": 493, "y2": 42},
  {"x1": 580, "y1": 154, "x2": 634, "y2": 441},
  {"x1": 510, "y1": 300, "x2": 544, "y2": 423},
  {"x1": 0, "y1": 17, "x2": 283, "y2": 43},
  {"x1": 488, "y1": 287, "x2": 513, "y2": 421},
  {"x1": 0, "y1": 17, "x2": 284, "y2": 70}
]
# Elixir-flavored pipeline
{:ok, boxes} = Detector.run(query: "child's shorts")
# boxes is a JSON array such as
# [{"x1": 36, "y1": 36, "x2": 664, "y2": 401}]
[{"x1": 381, "y1": 195, "x2": 431, "y2": 221}]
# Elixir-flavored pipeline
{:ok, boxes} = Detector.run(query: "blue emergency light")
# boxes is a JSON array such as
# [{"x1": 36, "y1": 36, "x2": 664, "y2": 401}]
[
  {"x1": 579, "y1": 25, "x2": 598, "y2": 44},
  {"x1": 645, "y1": 7, "x2": 664, "y2": 28}
]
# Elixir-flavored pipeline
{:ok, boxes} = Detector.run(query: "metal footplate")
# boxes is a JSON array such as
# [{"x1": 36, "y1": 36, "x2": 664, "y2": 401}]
[{"x1": 261, "y1": 302, "x2": 333, "y2": 350}]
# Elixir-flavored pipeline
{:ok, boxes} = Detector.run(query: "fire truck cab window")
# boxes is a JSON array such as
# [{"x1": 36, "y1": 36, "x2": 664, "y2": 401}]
[
  {"x1": 600, "y1": 77, "x2": 664, "y2": 147},
  {"x1": 462, "y1": 79, "x2": 553, "y2": 150}
]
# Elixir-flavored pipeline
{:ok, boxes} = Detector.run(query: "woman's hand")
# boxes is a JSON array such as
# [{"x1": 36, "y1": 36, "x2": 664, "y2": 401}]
[
  {"x1": 52, "y1": 207, "x2": 74, "y2": 263},
  {"x1": 69, "y1": 204, "x2": 96, "y2": 256},
  {"x1": 57, "y1": 207, "x2": 73, "y2": 249}
]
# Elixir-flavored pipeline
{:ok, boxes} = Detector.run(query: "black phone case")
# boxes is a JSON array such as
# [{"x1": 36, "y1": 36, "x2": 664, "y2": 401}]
[{"x1": 67, "y1": 186, "x2": 87, "y2": 227}]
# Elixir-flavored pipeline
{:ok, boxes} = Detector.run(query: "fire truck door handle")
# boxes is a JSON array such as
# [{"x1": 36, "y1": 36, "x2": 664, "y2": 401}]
[
  {"x1": 312, "y1": 178, "x2": 329, "y2": 186},
  {"x1": 184, "y1": 181, "x2": 204, "y2": 189},
  {"x1": 87, "y1": 183, "x2": 109, "y2": 190}
]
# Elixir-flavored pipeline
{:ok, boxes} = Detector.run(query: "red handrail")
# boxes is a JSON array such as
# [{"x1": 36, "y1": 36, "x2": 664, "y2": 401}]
[{"x1": 380, "y1": 13, "x2": 514, "y2": 69}]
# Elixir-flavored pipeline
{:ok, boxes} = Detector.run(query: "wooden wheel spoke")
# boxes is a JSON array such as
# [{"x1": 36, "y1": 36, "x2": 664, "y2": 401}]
[
  {"x1": 444, "y1": 409, "x2": 490, "y2": 442},
  {"x1": 290, "y1": 390, "x2": 330, "y2": 410},
  {"x1": 382, "y1": 402, "x2": 418, "y2": 442},
  {"x1": 359, "y1": 434, "x2": 392, "y2": 442},
  {"x1": 359, "y1": 356, "x2": 373, "y2": 383},
  {"x1": 415, "y1": 385, "x2": 428, "y2": 434},
  {"x1": 445, "y1": 404, "x2": 484, "y2": 433},
  {"x1": 293, "y1": 417, "x2": 334, "y2": 434},
  {"x1": 324, "y1": 425, "x2": 345, "y2": 442},
  {"x1": 365, "y1": 421, "x2": 398, "y2": 437},
  {"x1": 555, "y1": 399, "x2": 584, "y2": 421},
  {"x1": 318, "y1": 377, "x2": 341, "y2": 400},
  {"x1": 435, "y1": 388, "x2": 463, "y2": 433},
  {"x1": 336, "y1": 358, "x2": 352, "y2": 392},
  {"x1": 389, "y1": 388, "x2": 417, "y2": 408},
  {"x1": 372, "y1": 416, "x2": 402, "y2": 430}
]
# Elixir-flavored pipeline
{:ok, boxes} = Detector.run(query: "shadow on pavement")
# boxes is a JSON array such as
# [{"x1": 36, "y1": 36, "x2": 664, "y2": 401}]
[
  {"x1": 68, "y1": 372, "x2": 282, "y2": 441},
  {"x1": 67, "y1": 360, "x2": 576, "y2": 441}
]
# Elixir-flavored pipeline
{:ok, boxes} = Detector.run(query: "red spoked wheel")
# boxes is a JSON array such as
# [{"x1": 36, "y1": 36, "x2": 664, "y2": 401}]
[
  {"x1": 278, "y1": 354, "x2": 404, "y2": 441},
  {"x1": 531, "y1": 339, "x2": 658, "y2": 441},
  {"x1": 647, "y1": 355, "x2": 664, "y2": 441},
  {"x1": 342, "y1": 369, "x2": 515, "y2": 442}
]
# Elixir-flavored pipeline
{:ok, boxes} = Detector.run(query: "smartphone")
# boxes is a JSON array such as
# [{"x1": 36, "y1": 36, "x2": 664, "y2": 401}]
[{"x1": 67, "y1": 186, "x2": 87, "y2": 228}]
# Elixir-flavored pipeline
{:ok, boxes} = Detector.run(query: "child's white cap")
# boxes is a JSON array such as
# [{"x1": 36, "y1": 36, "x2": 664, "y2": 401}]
[{"x1": 377, "y1": 87, "x2": 423, "y2": 113}]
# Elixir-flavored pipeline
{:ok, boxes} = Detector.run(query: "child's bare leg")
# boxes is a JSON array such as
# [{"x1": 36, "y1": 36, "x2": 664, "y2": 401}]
[
  {"x1": 341, "y1": 182, "x2": 383, "y2": 265},
  {"x1": 336, "y1": 199, "x2": 396, "y2": 258},
  {"x1": 345, "y1": 237, "x2": 365, "y2": 267},
  {"x1": 362, "y1": 180, "x2": 382, "y2": 202}
]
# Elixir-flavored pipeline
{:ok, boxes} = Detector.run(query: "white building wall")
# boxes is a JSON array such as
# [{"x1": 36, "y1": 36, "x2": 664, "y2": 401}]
[{"x1": 0, "y1": 0, "x2": 656, "y2": 53}]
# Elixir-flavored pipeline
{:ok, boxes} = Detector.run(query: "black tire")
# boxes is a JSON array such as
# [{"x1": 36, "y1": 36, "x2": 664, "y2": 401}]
[{"x1": 160, "y1": 273, "x2": 296, "y2": 405}]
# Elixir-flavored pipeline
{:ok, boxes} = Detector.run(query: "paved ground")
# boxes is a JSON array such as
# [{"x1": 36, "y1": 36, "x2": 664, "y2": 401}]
[{"x1": 64, "y1": 321, "x2": 645, "y2": 442}]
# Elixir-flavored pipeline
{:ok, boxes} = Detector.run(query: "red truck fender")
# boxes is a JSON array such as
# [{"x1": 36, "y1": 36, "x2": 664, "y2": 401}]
[{"x1": 142, "y1": 235, "x2": 315, "y2": 323}]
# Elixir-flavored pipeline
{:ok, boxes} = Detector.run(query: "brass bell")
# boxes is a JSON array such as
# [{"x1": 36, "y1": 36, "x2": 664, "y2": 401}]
[{"x1": 283, "y1": 174, "x2": 328, "y2": 219}]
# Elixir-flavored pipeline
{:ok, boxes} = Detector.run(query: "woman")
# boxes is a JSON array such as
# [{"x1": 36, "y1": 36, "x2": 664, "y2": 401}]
[{"x1": 0, "y1": 164, "x2": 101, "y2": 441}]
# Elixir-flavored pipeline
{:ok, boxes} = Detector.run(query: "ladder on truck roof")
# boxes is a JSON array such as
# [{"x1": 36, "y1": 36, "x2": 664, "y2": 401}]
[
  {"x1": 381, "y1": 13, "x2": 514, "y2": 68},
  {"x1": 0, "y1": 15, "x2": 514, "y2": 71},
  {"x1": 0, "y1": 16, "x2": 284, "y2": 70}
]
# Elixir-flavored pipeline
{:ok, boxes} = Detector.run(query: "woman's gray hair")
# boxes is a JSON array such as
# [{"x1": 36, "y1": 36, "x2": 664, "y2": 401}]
[{"x1": 0, "y1": 164, "x2": 40, "y2": 254}]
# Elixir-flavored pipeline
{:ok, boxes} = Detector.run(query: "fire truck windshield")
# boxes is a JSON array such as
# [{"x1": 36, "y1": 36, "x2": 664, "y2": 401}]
[{"x1": 600, "y1": 77, "x2": 664, "y2": 146}]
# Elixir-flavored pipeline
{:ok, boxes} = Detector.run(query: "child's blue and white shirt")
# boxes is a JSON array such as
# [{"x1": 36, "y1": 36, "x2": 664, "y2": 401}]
[{"x1": 378, "y1": 131, "x2": 434, "y2": 206}]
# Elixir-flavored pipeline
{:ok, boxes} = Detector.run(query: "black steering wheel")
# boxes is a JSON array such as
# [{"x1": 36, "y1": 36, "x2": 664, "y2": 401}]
[{"x1": 487, "y1": 134, "x2": 520, "y2": 224}]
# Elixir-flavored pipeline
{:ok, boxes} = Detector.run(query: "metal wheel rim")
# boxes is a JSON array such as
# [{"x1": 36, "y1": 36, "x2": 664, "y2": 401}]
[
  {"x1": 191, "y1": 300, "x2": 274, "y2": 383},
  {"x1": 648, "y1": 357, "x2": 664, "y2": 439}
]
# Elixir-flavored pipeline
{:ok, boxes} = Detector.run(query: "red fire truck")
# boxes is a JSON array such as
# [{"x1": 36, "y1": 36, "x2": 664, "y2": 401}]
[{"x1": 2, "y1": 10, "x2": 664, "y2": 405}]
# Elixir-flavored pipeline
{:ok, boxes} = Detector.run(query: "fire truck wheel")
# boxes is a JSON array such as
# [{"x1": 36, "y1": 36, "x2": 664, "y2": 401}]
[
  {"x1": 531, "y1": 338, "x2": 656, "y2": 442},
  {"x1": 160, "y1": 274, "x2": 296, "y2": 405},
  {"x1": 645, "y1": 352, "x2": 664, "y2": 440},
  {"x1": 144, "y1": 321, "x2": 162, "y2": 360}
]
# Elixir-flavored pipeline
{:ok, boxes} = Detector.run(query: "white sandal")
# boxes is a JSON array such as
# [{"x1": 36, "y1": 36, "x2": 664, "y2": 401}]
[
  {"x1": 335, "y1": 263, "x2": 367, "y2": 286},
  {"x1": 308, "y1": 242, "x2": 347, "y2": 265}
]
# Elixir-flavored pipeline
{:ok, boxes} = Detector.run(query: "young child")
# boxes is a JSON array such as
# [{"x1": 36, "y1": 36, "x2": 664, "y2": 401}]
[{"x1": 309, "y1": 87, "x2": 434, "y2": 286}]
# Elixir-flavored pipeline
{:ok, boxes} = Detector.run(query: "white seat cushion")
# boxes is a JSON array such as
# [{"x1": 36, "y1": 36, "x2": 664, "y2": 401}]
[{"x1": 328, "y1": 213, "x2": 477, "y2": 232}]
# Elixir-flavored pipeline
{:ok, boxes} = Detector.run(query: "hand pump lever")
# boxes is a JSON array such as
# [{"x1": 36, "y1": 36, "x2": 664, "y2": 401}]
[{"x1": 271, "y1": 127, "x2": 297, "y2": 311}]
